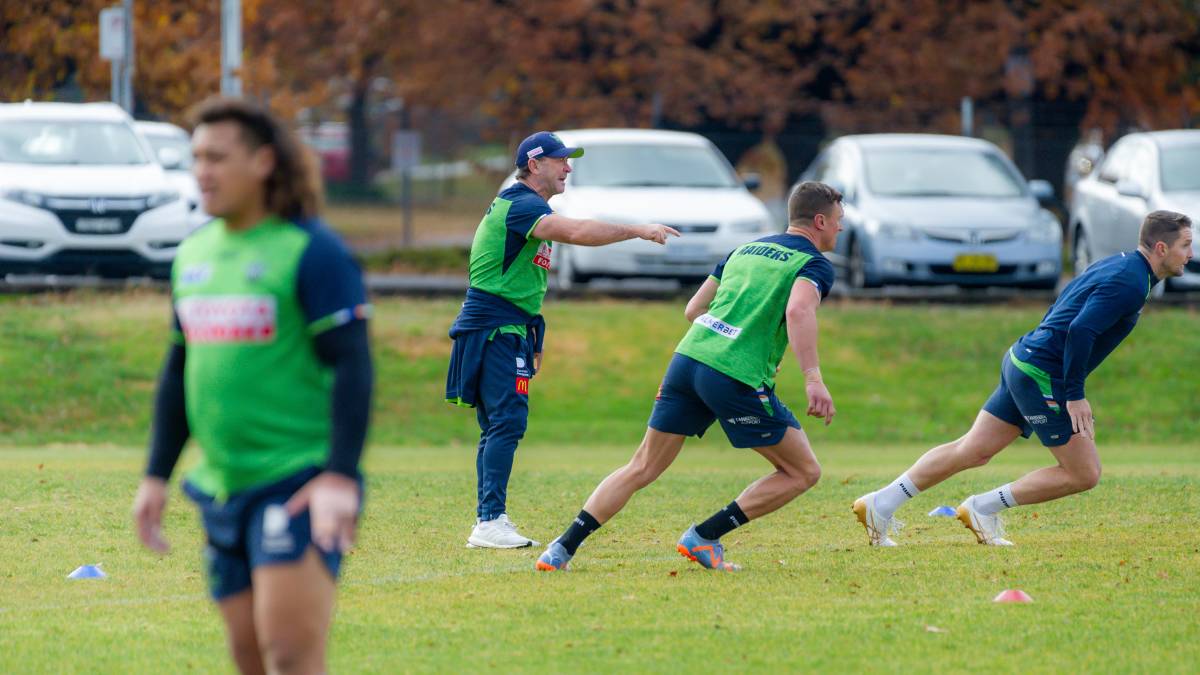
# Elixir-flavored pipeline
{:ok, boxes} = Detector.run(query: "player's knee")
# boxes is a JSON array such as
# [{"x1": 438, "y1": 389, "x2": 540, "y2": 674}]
[
  {"x1": 1073, "y1": 464, "x2": 1101, "y2": 492},
  {"x1": 958, "y1": 440, "x2": 996, "y2": 467},
  {"x1": 788, "y1": 462, "x2": 820, "y2": 494},
  {"x1": 800, "y1": 462, "x2": 821, "y2": 490},
  {"x1": 260, "y1": 634, "x2": 316, "y2": 674},
  {"x1": 226, "y1": 633, "x2": 260, "y2": 671},
  {"x1": 490, "y1": 414, "x2": 528, "y2": 441},
  {"x1": 625, "y1": 461, "x2": 661, "y2": 489}
]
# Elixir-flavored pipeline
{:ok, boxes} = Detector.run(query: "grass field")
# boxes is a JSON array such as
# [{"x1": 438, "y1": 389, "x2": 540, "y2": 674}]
[
  {"x1": 1, "y1": 294, "x2": 1198, "y2": 672},
  {"x1": 2, "y1": 294, "x2": 1197, "y2": 447},
  {"x1": 1, "y1": 443, "x2": 1198, "y2": 673}
]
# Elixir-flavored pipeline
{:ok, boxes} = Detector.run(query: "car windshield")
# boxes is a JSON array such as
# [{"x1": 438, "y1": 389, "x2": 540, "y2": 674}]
[
  {"x1": 1160, "y1": 143, "x2": 1200, "y2": 192},
  {"x1": 569, "y1": 142, "x2": 739, "y2": 188},
  {"x1": 144, "y1": 134, "x2": 193, "y2": 169},
  {"x1": 0, "y1": 120, "x2": 150, "y2": 165},
  {"x1": 864, "y1": 147, "x2": 1026, "y2": 198}
]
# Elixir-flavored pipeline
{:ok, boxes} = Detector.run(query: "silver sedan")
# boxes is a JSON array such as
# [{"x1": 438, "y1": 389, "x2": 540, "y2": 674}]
[{"x1": 1069, "y1": 130, "x2": 1200, "y2": 290}]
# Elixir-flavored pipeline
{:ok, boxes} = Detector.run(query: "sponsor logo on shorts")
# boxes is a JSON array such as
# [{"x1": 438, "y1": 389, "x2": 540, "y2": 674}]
[
  {"x1": 726, "y1": 416, "x2": 762, "y2": 425},
  {"x1": 533, "y1": 241, "x2": 552, "y2": 270},
  {"x1": 261, "y1": 504, "x2": 295, "y2": 555},
  {"x1": 695, "y1": 313, "x2": 741, "y2": 339},
  {"x1": 176, "y1": 295, "x2": 277, "y2": 344},
  {"x1": 1024, "y1": 414, "x2": 1049, "y2": 425},
  {"x1": 655, "y1": 384, "x2": 664, "y2": 401},
  {"x1": 516, "y1": 377, "x2": 529, "y2": 394}
]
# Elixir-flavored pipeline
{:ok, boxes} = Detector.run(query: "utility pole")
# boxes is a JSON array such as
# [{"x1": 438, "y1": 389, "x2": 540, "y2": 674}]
[
  {"x1": 121, "y1": 0, "x2": 134, "y2": 112},
  {"x1": 221, "y1": 0, "x2": 243, "y2": 97}
]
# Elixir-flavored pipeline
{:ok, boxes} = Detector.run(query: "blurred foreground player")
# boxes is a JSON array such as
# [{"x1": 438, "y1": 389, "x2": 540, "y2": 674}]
[{"x1": 132, "y1": 98, "x2": 373, "y2": 674}]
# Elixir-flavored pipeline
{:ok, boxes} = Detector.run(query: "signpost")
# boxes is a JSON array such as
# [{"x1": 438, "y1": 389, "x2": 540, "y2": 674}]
[
  {"x1": 99, "y1": 6, "x2": 126, "y2": 110},
  {"x1": 99, "y1": 3, "x2": 134, "y2": 112},
  {"x1": 391, "y1": 127, "x2": 420, "y2": 247}
]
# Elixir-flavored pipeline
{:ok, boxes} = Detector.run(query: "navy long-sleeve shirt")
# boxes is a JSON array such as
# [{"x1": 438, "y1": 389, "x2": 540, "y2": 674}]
[{"x1": 1013, "y1": 250, "x2": 1157, "y2": 401}]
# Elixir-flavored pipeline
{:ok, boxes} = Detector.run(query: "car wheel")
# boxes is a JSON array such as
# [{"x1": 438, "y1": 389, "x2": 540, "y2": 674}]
[
  {"x1": 1072, "y1": 227, "x2": 1092, "y2": 275},
  {"x1": 848, "y1": 236, "x2": 878, "y2": 289}
]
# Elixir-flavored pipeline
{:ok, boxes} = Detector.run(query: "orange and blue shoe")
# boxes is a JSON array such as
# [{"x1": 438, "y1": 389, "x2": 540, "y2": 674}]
[
  {"x1": 676, "y1": 525, "x2": 741, "y2": 571},
  {"x1": 534, "y1": 540, "x2": 572, "y2": 571}
]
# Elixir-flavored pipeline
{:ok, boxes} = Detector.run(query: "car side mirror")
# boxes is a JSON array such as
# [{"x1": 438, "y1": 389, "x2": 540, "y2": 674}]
[
  {"x1": 1028, "y1": 179, "x2": 1054, "y2": 203},
  {"x1": 157, "y1": 147, "x2": 183, "y2": 171},
  {"x1": 1115, "y1": 179, "x2": 1147, "y2": 200},
  {"x1": 742, "y1": 173, "x2": 761, "y2": 191}
]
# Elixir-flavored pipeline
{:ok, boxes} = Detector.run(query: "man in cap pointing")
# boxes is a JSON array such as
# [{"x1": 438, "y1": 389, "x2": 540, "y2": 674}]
[{"x1": 446, "y1": 130, "x2": 680, "y2": 548}]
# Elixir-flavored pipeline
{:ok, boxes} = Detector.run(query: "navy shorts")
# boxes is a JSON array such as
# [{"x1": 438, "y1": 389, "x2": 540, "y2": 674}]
[
  {"x1": 982, "y1": 350, "x2": 1074, "y2": 447},
  {"x1": 648, "y1": 353, "x2": 800, "y2": 448},
  {"x1": 183, "y1": 466, "x2": 356, "y2": 601}
]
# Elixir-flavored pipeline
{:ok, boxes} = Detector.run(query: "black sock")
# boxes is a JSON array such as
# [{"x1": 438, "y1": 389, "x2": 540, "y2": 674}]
[
  {"x1": 694, "y1": 501, "x2": 749, "y2": 541},
  {"x1": 557, "y1": 510, "x2": 601, "y2": 555}
]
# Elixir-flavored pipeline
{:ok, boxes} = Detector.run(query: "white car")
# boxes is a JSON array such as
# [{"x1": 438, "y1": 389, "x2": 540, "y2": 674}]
[
  {"x1": 504, "y1": 128, "x2": 776, "y2": 288},
  {"x1": 1069, "y1": 129, "x2": 1200, "y2": 290},
  {"x1": 0, "y1": 101, "x2": 190, "y2": 278},
  {"x1": 135, "y1": 120, "x2": 210, "y2": 231}
]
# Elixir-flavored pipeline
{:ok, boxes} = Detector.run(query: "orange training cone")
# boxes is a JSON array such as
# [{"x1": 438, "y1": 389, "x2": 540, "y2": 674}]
[{"x1": 993, "y1": 589, "x2": 1033, "y2": 603}]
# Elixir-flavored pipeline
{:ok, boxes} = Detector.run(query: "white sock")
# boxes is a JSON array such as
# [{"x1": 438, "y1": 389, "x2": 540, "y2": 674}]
[
  {"x1": 973, "y1": 483, "x2": 1018, "y2": 516},
  {"x1": 873, "y1": 473, "x2": 920, "y2": 518}
]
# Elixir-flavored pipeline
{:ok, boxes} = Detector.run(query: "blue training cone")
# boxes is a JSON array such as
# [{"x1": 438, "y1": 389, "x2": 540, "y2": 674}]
[
  {"x1": 928, "y1": 505, "x2": 958, "y2": 517},
  {"x1": 67, "y1": 564, "x2": 106, "y2": 579}
]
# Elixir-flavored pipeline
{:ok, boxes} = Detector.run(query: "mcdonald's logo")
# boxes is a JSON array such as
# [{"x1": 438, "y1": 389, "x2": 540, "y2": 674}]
[{"x1": 515, "y1": 377, "x2": 529, "y2": 394}]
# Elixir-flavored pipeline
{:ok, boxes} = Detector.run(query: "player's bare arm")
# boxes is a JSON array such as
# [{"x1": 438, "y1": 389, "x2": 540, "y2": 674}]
[
  {"x1": 532, "y1": 214, "x2": 680, "y2": 246},
  {"x1": 133, "y1": 476, "x2": 170, "y2": 553},
  {"x1": 785, "y1": 278, "x2": 834, "y2": 425},
  {"x1": 684, "y1": 277, "x2": 719, "y2": 322}
]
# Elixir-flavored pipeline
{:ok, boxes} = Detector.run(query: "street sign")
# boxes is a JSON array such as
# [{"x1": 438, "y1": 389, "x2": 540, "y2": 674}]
[
  {"x1": 391, "y1": 131, "x2": 421, "y2": 172},
  {"x1": 99, "y1": 7, "x2": 125, "y2": 61}
]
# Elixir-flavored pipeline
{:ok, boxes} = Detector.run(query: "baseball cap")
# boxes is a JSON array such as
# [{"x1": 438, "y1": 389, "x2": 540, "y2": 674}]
[{"x1": 515, "y1": 131, "x2": 584, "y2": 169}]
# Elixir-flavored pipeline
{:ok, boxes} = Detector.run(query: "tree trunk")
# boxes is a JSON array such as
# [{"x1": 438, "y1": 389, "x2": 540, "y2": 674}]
[{"x1": 348, "y1": 79, "x2": 372, "y2": 188}]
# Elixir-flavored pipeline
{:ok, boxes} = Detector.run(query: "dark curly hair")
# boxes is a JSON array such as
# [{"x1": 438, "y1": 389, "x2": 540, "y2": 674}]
[{"x1": 188, "y1": 97, "x2": 323, "y2": 221}]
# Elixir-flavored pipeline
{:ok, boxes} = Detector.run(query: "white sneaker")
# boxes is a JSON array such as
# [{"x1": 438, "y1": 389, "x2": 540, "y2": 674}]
[
  {"x1": 956, "y1": 496, "x2": 1014, "y2": 546},
  {"x1": 853, "y1": 492, "x2": 901, "y2": 547},
  {"x1": 466, "y1": 514, "x2": 540, "y2": 549}
]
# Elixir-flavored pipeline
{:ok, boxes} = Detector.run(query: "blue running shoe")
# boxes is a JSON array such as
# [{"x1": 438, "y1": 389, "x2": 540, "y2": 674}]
[
  {"x1": 676, "y1": 525, "x2": 740, "y2": 571},
  {"x1": 535, "y1": 540, "x2": 572, "y2": 571}
]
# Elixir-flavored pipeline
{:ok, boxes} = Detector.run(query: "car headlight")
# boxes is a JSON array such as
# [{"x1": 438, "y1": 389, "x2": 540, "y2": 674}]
[
  {"x1": 3, "y1": 189, "x2": 46, "y2": 208},
  {"x1": 729, "y1": 217, "x2": 773, "y2": 234},
  {"x1": 146, "y1": 190, "x2": 180, "y2": 209},
  {"x1": 1028, "y1": 209, "x2": 1062, "y2": 244},
  {"x1": 866, "y1": 218, "x2": 920, "y2": 240}
]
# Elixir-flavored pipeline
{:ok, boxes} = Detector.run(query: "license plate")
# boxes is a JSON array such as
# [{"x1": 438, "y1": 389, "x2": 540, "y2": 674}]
[
  {"x1": 75, "y1": 217, "x2": 123, "y2": 233},
  {"x1": 664, "y1": 244, "x2": 708, "y2": 261},
  {"x1": 952, "y1": 253, "x2": 999, "y2": 273}
]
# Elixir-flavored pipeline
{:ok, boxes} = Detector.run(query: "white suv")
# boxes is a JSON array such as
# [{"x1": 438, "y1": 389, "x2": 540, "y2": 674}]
[
  {"x1": 135, "y1": 120, "x2": 211, "y2": 232},
  {"x1": 0, "y1": 101, "x2": 190, "y2": 278},
  {"x1": 504, "y1": 128, "x2": 777, "y2": 288}
]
